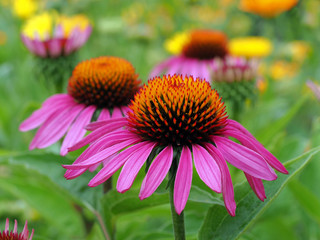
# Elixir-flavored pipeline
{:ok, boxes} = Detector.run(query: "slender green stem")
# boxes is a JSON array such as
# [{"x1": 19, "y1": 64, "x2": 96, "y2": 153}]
[
  {"x1": 232, "y1": 101, "x2": 242, "y2": 122},
  {"x1": 169, "y1": 183, "x2": 186, "y2": 240}
]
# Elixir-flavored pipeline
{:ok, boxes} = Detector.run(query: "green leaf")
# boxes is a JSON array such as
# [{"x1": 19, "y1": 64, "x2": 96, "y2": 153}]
[
  {"x1": 288, "y1": 179, "x2": 320, "y2": 225},
  {"x1": 0, "y1": 160, "x2": 85, "y2": 238},
  {"x1": 198, "y1": 146, "x2": 320, "y2": 240},
  {"x1": 255, "y1": 95, "x2": 308, "y2": 146}
]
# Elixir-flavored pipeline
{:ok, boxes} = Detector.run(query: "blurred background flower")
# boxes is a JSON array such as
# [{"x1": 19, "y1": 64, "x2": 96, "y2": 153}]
[
  {"x1": 239, "y1": 0, "x2": 299, "y2": 18},
  {"x1": 229, "y1": 37, "x2": 273, "y2": 58}
]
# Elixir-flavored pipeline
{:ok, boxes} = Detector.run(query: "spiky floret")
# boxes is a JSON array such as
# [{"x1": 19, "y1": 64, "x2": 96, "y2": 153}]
[
  {"x1": 182, "y1": 30, "x2": 228, "y2": 60},
  {"x1": 128, "y1": 75, "x2": 228, "y2": 146},
  {"x1": 68, "y1": 56, "x2": 141, "y2": 108}
]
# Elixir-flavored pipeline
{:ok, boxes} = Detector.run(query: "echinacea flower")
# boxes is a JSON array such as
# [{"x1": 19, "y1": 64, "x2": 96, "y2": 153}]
[
  {"x1": 150, "y1": 29, "x2": 228, "y2": 82},
  {"x1": 63, "y1": 74, "x2": 288, "y2": 215},
  {"x1": 21, "y1": 11, "x2": 92, "y2": 58},
  {"x1": 307, "y1": 80, "x2": 320, "y2": 100},
  {"x1": 0, "y1": 218, "x2": 34, "y2": 240},
  {"x1": 239, "y1": 0, "x2": 298, "y2": 18},
  {"x1": 229, "y1": 37, "x2": 272, "y2": 58},
  {"x1": 20, "y1": 56, "x2": 141, "y2": 156},
  {"x1": 211, "y1": 56, "x2": 258, "y2": 118}
]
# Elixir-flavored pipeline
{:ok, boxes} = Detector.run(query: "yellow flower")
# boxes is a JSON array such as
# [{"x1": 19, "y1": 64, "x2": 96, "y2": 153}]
[
  {"x1": 240, "y1": 0, "x2": 298, "y2": 18},
  {"x1": 22, "y1": 11, "x2": 91, "y2": 41},
  {"x1": 270, "y1": 60, "x2": 299, "y2": 80},
  {"x1": 12, "y1": 0, "x2": 38, "y2": 19},
  {"x1": 229, "y1": 37, "x2": 273, "y2": 58},
  {"x1": 164, "y1": 32, "x2": 190, "y2": 55},
  {"x1": 0, "y1": 31, "x2": 7, "y2": 45},
  {"x1": 22, "y1": 12, "x2": 54, "y2": 40}
]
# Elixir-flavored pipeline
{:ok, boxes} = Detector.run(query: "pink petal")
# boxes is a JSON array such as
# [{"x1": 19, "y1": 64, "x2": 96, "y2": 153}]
[
  {"x1": 149, "y1": 57, "x2": 177, "y2": 78},
  {"x1": 225, "y1": 120, "x2": 288, "y2": 174},
  {"x1": 29, "y1": 229, "x2": 34, "y2": 240},
  {"x1": 19, "y1": 94, "x2": 74, "y2": 131},
  {"x1": 111, "y1": 107, "x2": 123, "y2": 118},
  {"x1": 166, "y1": 56, "x2": 183, "y2": 76},
  {"x1": 86, "y1": 118, "x2": 127, "y2": 131},
  {"x1": 213, "y1": 136, "x2": 277, "y2": 181},
  {"x1": 69, "y1": 119, "x2": 127, "y2": 151},
  {"x1": 30, "y1": 104, "x2": 85, "y2": 149},
  {"x1": 97, "y1": 108, "x2": 111, "y2": 121},
  {"x1": 60, "y1": 105, "x2": 96, "y2": 155},
  {"x1": 116, "y1": 142, "x2": 156, "y2": 193},
  {"x1": 64, "y1": 138, "x2": 140, "y2": 169},
  {"x1": 139, "y1": 145, "x2": 173, "y2": 199},
  {"x1": 69, "y1": 130, "x2": 137, "y2": 167},
  {"x1": 33, "y1": 39, "x2": 47, "y2": 57},
  {"x1": 174, "y1": 146, "x2": 193, "y2": 214},
  {"x1": 198, "y1": 60, "x2": 211, "y2": 82},
  {"x1": 47, "y1": 38, "x2": 62, "y2": 57},
  {"x1": 5, "y1": 218, "x2": 9, "y2": 232},
  {"x1": 64, "y1": 168, "x2": 87, "y2": 180},
  {"x1": 192, "y1": 144, "x2": 221, "y2": 193},
  {"x1": 204, "y1": 143, "x2": 236, "y2": 216},
  {"x1": 89, "y1": 141, "x2": 154, "y2": 187},
  {"x1": 13, "y1": 220, "x2": 17, "y2": 234},
  {"x1": 244, "y1": 172, "x2": 266, "y2": 201},
  {"x1": 21, "y1": 221, "x2": 29, "y2": 237}
]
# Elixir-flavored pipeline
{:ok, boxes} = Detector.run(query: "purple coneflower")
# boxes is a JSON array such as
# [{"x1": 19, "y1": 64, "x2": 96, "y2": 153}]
[
  {"x1": 0, "y1": 218, "x2": 34, "y2": 240},
  {"x1": 63, "y1": 74, "x2": 288, "y2": 216},
  {"x1": 20, "y1": 56, "x2": 141, "y2": 156},
  {"x1": 21, "y1": 12, "x2": 92, "y2": 58},
  {"x1": 150, "y1": 30, "x2": 228, "y2": 81}
]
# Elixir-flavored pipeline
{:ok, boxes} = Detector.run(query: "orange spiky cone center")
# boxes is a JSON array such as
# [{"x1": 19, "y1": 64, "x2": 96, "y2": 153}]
[
  {"x1": 68, "y1": 56, "x2": 141, "y2": 108},
  {"x1": 182, "y1": 30, "x2": 228, "y2": 60},
  {"x1": 128, "y1": 75, "x2": 228, "y2": 146}
]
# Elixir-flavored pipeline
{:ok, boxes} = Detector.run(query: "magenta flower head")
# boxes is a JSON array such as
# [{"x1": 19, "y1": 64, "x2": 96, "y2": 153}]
[
  {"x1": 63, "y1": 74, "x2": 288, "y2": 216},
  {"x1": 21, "y1": 12, "x2": 92, "y2": 58},
  {"x1": 0, "y1": 218, "x2": 34, "y2": 240},
  {"x1": 150, "y1": 30, "x2": 228, "y2": 81},
  {"x1": 20, "y1": 56, "x2": 141, "y2": 156}
]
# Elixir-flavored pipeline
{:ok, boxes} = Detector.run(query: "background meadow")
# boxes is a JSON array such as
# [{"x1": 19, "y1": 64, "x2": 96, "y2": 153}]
[{"x1": 0, "y1": 0, "x2": 320, "y2": 239}]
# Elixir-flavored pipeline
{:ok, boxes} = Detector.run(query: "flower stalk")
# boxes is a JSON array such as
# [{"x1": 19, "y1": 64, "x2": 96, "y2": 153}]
[{"x1": 169, "y1": 181, "x2": 186, "y2": 240}]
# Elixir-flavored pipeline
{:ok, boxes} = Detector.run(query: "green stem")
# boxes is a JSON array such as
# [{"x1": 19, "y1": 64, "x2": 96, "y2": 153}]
[{"x1": 169, "y1": 182, "x2": 186, "y2": 240}]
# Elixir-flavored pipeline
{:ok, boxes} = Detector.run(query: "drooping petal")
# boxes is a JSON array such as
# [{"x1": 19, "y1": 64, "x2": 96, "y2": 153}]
[
  {"x1": 69, "y1": 119, "x2": 127, "y2": 151},
  {"x1": 149, "y1": 57, "x2": 177, "y2": 78},
  {"x1": 204, "y1": 143, "x2": 236, "y2": 216},
  {"x1": 192, "y1": 144, "x2": 221, "y2": 193},
  {"x1": 60, "y1": 105, "x2": 96, "y2": 155},
  {"x1": 174, "y1": 146, "x2": 193, "y2": 215},
  {"x1": 139, "y1": 145, "x2": 173, "y2": 199},
  {"x1": 64, "y1": 137, "x2": 140, "y2": 170},
  {"x1": 116, "y1": 142, "x2": 156, "y2": 193},
  {"x1": 89, "y1": 141, "x2": 154, "y2": 187},
  {"x1": 85, "y1": 118, "x2": 127, "y2": 131},
  {"x1": 30, "y1": 104, "x2": 85, "y2": 149},
  {"x1": 166, "y1": 56, "x2": 183, "y2": 76},
  {"x1": 213, "y1": 136, "x2": 277, "y2": 181},
  {"x1": 97, "y1": 108, "x2": 111, "y2": 121},
  {"x1": 244, "y1": 172, "x2": 266, "y2": 201},
  {"x1": 47, "y1": 38, "x2": 63, "y2": 57},
  {"x1": 111, "y1": 107, "x2": 123, "y2": 118},
  {"x1": 19, "y1": 94, "x2": 75, "y2": 131},
  {"x1": 224, "y1": 120, "x2": 288, "y2": 174}
]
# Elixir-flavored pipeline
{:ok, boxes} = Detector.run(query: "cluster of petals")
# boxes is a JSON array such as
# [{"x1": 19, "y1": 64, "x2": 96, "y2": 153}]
[
  {"x1": 21, "y1": 12, "x2": 92, "y2": 58},
  {"x1": 63, "y1": 117, "x2": 288, "y2": 215},
  {"x1": 19, "y1": 94, "x2": 129, "y2": 156},
  {"x1": 0, "y1": 218, "x2": 33, "y2": 240}
]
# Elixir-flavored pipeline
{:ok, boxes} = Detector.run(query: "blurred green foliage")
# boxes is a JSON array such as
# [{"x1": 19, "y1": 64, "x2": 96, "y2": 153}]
[{"x1": 0, "y1": 0, "x2": 320, "y2": 239}]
